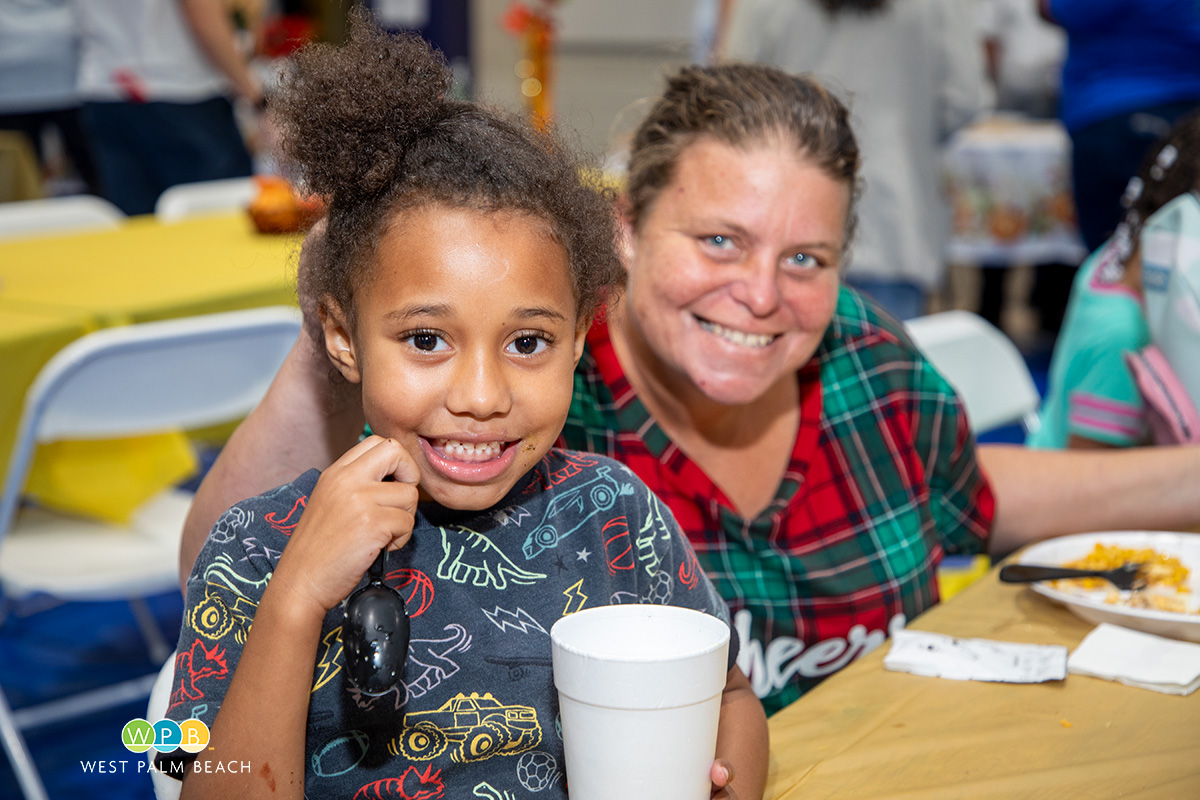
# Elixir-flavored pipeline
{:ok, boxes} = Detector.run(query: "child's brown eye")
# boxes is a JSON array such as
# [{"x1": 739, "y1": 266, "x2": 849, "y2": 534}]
[
  {"x1": 512, "y1": 336, "x2": 540, "y2": 355},
  {"x1": 412, "y1": 333, "x2": 439, "y2": 351}
]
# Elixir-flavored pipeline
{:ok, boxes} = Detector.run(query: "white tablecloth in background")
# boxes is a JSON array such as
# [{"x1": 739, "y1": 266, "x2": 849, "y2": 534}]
[{"x1": 943, "y1": 116, "x2": 1087, "y2": 266}]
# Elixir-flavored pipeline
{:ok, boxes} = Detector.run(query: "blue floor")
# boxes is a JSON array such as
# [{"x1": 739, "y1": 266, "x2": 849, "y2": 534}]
[{"x1": 1, "y1": 591, "x2": 182, "y2": 799}]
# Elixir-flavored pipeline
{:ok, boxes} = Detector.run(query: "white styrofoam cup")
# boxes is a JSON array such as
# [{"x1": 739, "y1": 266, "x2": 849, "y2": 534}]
[{"x1": 550, "y1": 604, "x2": 730, "y2": 800}]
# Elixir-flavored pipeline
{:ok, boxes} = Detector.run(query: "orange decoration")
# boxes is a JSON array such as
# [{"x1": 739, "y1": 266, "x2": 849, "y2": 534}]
[
  {"x1": 503, "y1": 1, "x2": 562, "y2": 130},
  {"x1": 988, "y1": 204, "x2": 1029, "y2": 242},
  {"x1": 246, "y1": 174, "x2": 325, "y2": 234}
]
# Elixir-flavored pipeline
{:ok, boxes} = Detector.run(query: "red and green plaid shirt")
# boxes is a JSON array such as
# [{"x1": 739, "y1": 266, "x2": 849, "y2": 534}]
[{"x1": 559, "y1": 288, "x2": 995, "y2": 714}]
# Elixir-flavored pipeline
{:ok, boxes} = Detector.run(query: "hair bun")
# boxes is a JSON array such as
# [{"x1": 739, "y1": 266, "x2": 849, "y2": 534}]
[{"x1": 273, "y1": 8, "x2": 453, "y2": 203}]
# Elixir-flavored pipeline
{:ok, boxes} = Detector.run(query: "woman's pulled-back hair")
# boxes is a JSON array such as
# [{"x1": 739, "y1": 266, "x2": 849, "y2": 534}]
[
  {"x1": 625, "y1": 63, "x2": 862, "y2": 247},
  {"x1": 273, "y1": 9, "x2": 622, "y2": 326}
]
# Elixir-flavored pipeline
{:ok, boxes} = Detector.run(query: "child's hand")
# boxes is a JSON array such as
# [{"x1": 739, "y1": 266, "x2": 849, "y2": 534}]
[
  {"x1": 711, "y1": 759, "x2": 738, "y2": 799},
  {"x1": 270, "y1": 435, "x2": 420, "y2": 616}
]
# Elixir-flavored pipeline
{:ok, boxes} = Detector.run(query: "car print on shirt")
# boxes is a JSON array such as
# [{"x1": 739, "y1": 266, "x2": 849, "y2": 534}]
[
  {"x1": 389, "y1": 692, "x2": 542, "y2": 763},
  {"x1": 521, "y1": 466, "x2": 635, "y2": 559}
]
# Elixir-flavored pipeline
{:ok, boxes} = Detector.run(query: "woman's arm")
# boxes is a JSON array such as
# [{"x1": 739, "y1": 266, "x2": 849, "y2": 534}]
[
  {"x1": 711, "y1": 666, "x2": 769, "y2": 800},
  {"x1": 979, "y1": 443, "x2": 1200, "y2": 557}
]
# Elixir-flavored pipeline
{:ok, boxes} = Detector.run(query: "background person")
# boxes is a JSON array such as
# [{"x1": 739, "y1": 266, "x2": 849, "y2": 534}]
[
  {"x1": 0, "y1": 0, "x2": 99, "y2": 198},
  {"x1": 181, "y1": 61, "x2": 1200, "y2": 717},
  {"x1": 724, "y1": 0, "x2": 990, "y2": 320},
  {"x1": 976, "y1": 0, "x2": 1077, "y2": 337},
  {"x1": 1040, "y1": 0, "x2": 1200, "y2": 254},
  {"x1": 1029, "y1": 111, "x2": 1200, "y2": 449},
  {"x1": 74, "y1": 0, "x2": 262, "y2": 215}
]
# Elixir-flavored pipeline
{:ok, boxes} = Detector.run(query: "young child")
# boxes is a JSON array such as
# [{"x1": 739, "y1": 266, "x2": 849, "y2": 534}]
[
  {"x1": 1028, "y1": 110, "x2": 1200, "y2": 449},
  {"x1": 161, "y1": 13, "x2": 767, "y2": 800}
]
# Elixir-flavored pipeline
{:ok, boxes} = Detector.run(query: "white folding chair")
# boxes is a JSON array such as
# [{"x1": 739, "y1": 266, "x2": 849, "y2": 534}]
[
  {"x1": 904, "y1": 310, "x2": 1042, "y2": 435},
  {"x1": 145, "y1": 655, "x2": 182, "y2": 800},
  {"x1": 0, "y1": 306, "x2": 301, "y2": 800},
  {"x1": 0, "y1": 196, "x2": 125, "y2": 240},
  {"x1": 154, "y1": 177, "x2": 257, "y2": 223}
]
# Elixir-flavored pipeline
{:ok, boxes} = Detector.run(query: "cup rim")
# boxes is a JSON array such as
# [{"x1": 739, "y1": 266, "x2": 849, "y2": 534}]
[{"x1": 550, "y1": 604, "x2": 729, "y2": 662}]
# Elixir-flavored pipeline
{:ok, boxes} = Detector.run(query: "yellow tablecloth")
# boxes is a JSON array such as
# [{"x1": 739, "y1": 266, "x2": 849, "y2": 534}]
[
  {"x1": 0, "y1": 307, "x2": 92, "y2": 480},
  {"x1": 764, "y1": 563, "x2": 1200, "y2": 798},
  {"x1": 0, "y1": 213, "x2": 302, "y2": 490},
  {"x1": 0, "y1": 213, "x2": 301, "y2": 325}
]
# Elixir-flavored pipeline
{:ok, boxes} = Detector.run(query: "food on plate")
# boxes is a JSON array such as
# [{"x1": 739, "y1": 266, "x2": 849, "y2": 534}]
[
  {"x1": 1124, "y1": 591, "x2": 1193, "y2": 614},
  {"x1": 1059, "y1": 543, "x2": 1197, "y2": 614}
]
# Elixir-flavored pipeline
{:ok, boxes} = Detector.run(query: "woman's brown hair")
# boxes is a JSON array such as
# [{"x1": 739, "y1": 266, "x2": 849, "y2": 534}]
[{"x1": 625, "y1": 62, "x2": 862, "y2": 249}]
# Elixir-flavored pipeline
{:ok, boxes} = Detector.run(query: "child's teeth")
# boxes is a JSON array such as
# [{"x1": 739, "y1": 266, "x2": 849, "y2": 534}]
[{"x1": 439, "y1": 440, "x2": 503, "y2": 460}]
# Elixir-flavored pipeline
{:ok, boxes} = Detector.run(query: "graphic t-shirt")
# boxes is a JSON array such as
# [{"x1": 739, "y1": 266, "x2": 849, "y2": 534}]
[
  {"x1": 163, "y1": 450, "x2": 735, "y2": 798},
  {"x1": 560, "y1": 287, "x2": 994, "y2": 714}
]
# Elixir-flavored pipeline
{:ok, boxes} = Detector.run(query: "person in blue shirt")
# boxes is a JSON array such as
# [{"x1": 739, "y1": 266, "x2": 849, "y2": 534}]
[{"x1": 1042, "y1": 0, "x2": 1200, "y2": 253}]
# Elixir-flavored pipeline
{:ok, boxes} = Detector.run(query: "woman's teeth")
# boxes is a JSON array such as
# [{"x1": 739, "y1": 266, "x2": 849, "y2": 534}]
[
  {"x1": 434, "y1": 439, "x2": 506, "y2": 461},
  {"x1": 698, "y1": 319, "x2": 776, "y2": 348}
]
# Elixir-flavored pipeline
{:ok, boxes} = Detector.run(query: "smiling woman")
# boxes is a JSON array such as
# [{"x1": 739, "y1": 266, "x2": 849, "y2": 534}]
[{"x1": 558, "y1": 64, "x2": 993, "y2": 713}]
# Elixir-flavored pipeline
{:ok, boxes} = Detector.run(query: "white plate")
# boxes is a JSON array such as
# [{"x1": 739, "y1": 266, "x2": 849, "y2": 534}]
[{"x1": 1017, "y1": 531, "x2": 1200, "y2": 642}]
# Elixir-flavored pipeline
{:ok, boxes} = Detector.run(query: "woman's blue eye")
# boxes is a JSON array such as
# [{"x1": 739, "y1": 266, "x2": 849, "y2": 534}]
[
  {"x1": 787, "y1": 252, "x2": 814, "y2": 268},
  {"x1": 706, "y1": 235, "x2": 731, "y2": 248}
]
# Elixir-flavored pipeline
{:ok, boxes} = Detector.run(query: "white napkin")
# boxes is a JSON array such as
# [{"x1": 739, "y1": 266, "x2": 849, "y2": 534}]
[
  {"x1": 883, "y1": 628, "x2": 1068, "y2": 683},
  {"x1": 1067, "y1": 623, "x2": 1200, "y2": 696}
]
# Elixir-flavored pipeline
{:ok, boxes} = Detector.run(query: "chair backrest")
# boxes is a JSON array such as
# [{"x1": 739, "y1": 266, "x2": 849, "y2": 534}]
[
  {"x1": 0, "y1": 195, "x2": 125, "y2": 240},
  {"x1": 154, "y1": 177, "x2": 257, "y2": 223},
  {"x1": 146, "y1": 654, "x2": 183, "y2": 800},
  {"x1": 904, "y1": 310, "x2": 1041, "y2": 435},
  {"x1": 0, "y1": 306, "x2": 302, "y2": 535}
]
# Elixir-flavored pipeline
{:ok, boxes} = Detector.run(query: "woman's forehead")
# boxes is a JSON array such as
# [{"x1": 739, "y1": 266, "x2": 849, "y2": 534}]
[{"x1": 669, "y1": 138, "x2": 848, "y2": 208}]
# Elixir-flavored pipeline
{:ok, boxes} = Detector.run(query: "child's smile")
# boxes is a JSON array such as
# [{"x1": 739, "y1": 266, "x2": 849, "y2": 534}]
[
  {"x1": 323, "y1": 204, "x2": 587, "y2": 511},
  {"x1": 420, "y1": 436, "x2": 518, "y2": 481}
]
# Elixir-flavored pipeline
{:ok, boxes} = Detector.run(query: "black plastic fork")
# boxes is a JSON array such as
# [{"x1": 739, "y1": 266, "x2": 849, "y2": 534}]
[{"x1": 998, "y1": 562, "x2": 1146, "y2": 591}]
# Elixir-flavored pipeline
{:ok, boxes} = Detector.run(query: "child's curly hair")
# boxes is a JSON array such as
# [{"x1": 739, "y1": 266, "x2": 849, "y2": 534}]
[{"x1": 272, "y1": 9, "x2": 622, "y2": 330}]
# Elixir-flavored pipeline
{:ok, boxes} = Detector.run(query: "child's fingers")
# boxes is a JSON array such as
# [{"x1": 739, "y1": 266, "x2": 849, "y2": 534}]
[
  {"x1": 386, "y1": 441, "x2": 422, "y2": 486},
  {"x1": 366, "y1": 504, "x2": 418, "y2": 551},
  {"x1": 275, "y1": 499, "x2": 415, "y2": 612},
  {"x1": 710, "y1": 760, "x2": 735, "y2": 798},
  {"x1": 341, "y1": 435, "x2": 421, "y2": 486},
  {"x1": 272, "y1": 437, "x2": 422, "y2": 610},
  {"x1": 334, "y1": 433, "x2": 393, "y2": 464}
]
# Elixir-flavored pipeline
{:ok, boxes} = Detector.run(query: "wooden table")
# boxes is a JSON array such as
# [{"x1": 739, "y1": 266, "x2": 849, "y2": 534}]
[
  {"x1": 764, "y1": 563, "x2": 1200, "y2": 798},
  {"x1": 0, "y1": 213, "x2": 301, "y2": 484}
]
